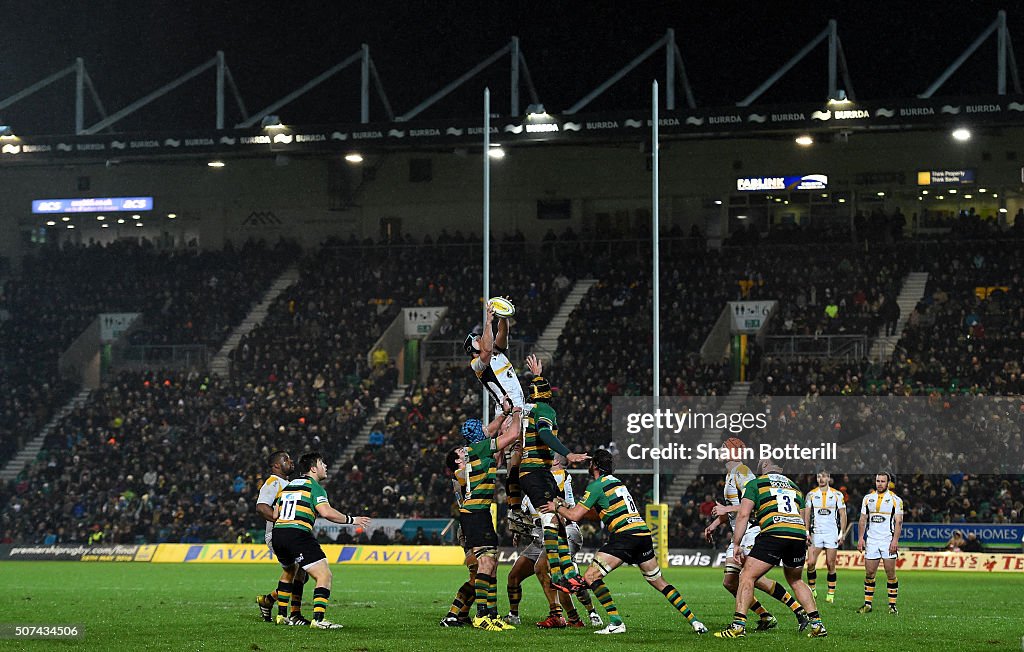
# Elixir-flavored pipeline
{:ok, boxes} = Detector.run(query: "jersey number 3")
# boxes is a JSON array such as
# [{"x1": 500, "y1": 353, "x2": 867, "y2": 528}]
[{"x1": 771, "y1": 488, "x2": 799, "y2": 515}]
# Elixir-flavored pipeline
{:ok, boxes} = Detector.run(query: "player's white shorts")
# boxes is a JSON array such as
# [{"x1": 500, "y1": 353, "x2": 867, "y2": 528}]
[
  {"x1": 265, "y1": 531, "x2": 275, "y2": 557},
  {"x1": 810, "y1": 532, "x2": 841, "y2": 549},
  {"x1": 864, "y1": 538, "x2": 897, "y2": 560},
  {"x1": 491, "y1": 386, "x2": 526, "y2": 418},
  {"x1": 726, "y1": 527, "x2": 760, "y2": 565},
  {"x1": 566, "y1": 523, "x2": 584, "y2": 556},
  {"x1": 521, "y1": 537, "x2": 544, "y2": 562}
]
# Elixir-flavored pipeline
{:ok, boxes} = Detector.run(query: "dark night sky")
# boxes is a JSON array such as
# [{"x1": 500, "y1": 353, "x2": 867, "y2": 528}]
[{"x1": 1, "y1": 1, "x2": 1022, "y2": 135}]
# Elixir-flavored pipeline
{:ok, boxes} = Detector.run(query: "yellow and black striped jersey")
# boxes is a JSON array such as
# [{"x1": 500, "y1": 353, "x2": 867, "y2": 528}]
[{"x1": 579, "y1": 474, "x2": 650, "y2": 537}]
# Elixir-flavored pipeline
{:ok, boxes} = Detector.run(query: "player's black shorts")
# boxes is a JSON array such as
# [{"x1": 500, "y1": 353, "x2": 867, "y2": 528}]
[
  {"x1": 519, "y1": 470, "x2": 560, "y2": 506},
  {"x1": 598, "y1": 532, "x2": 656, "y2": 566},
  {"x1": 272, "y1": 527, "x2": 327, "y2": 569},
  {"x1": 748, "y1": 534, "x2": 807, "y2": 568},
  {"x1": 460, "y1": 509, "x2": 498, "y2": 549}
]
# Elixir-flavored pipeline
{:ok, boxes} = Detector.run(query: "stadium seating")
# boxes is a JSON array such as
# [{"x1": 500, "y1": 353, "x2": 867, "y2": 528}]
[{"x1": 0, "y1": 239, "x2": 296, "y2": 471}]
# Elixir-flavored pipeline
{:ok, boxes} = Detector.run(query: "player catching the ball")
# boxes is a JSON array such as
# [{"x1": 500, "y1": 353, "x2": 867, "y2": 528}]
[{"x1": 465, "y1": 300, "x2": 531, "y2": 537}]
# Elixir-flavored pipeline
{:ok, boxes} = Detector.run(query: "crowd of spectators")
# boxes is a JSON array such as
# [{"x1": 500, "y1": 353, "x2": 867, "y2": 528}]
[
  {"x1": 891, "y1": 240, "x2": 1023, "y2": 393},
  {"x1": 0, "y1": 238, "x2": 295, "y2": 470},
  {"x1": 0, "y1": 363, "x2": 396, "y2": 544}
]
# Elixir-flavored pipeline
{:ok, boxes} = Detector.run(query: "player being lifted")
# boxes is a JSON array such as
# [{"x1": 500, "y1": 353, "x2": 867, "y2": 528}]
[
  {"x1": 255, "y1": 450, "x2": 311, "y2": 625},
  {"x1": 449, "y1": 400, "x2": 524, "y2": 631},
  {"x1": 272, "y1": 452, "x2": 371, "y2": 630},
  {"x1": 465, "y1": 302, "x2": 530, "y2": 536},
  {"x1": 803, "y1": 471, "x2": 848, "y2": 603},
  {"x1": 517, "y1": 353, "x2": 591, "y2": 594},
  {"x1": 703, "y1": 438, "x2": 809, "y2": 631},
  {"x1": 856, "y1": 472, "x2": 904, "y2": 615},
  {"x1": 542, "y1": 449, "x2": 707, "y2": 636},
  {"x1": 715, "y1": 460, "x2": 827, "y2": 639}
]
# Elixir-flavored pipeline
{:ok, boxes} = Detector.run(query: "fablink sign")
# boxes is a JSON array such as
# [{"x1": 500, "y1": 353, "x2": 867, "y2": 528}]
[{"x1": 736, "y1": 174, "x2": 828, "y2": 191}]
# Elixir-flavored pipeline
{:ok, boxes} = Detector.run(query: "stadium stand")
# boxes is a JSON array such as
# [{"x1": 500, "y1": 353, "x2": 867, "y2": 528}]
[
  {"x1": 1, "y1": 235, "x2": 1022, "y2": 547},
  {"x1": 0, "y1": 239, "x2": 296, "y2": 471}
]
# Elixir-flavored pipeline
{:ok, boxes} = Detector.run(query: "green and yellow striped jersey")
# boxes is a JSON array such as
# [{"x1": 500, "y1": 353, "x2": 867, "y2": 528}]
[
  {"x1": 273, "y1": 476, "x2": 330, "y2": 533},
  {"x1": 520, "y1": 402, "x2": 559, "y2": 475},
  {"x1": 741, "y1": 473, "x2": 807, "y2": 540},
  {"x1": 579, "y1": 474, "x2": 651, "y2": 537},
  {"x1": 459, "y1": 438, "x2": 498, "y2": 513}
]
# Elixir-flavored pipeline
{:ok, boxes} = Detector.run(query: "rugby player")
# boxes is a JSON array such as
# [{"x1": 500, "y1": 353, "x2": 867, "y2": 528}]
[
  {"x1": 466, "y1": 303, "x2": 530, "y2": 536},
  {"x1": 449, "y1": 400, "x2": 524, "y2": 631},
  {"x1": 703, "y1": 438, "x2": 809, "y2": 631},
  {"x1": 715, "y1": 460, "x2": 826, "y2": 639},
  {"x1": 803, "y1": 471, "x2": 847, "y2": 602},
  {"x1": 856, "y1": 472, "x2": 903, "y2": 615},
  {"x1": 518, "y1": 353, "x2": 590, "y2": 593},
  {"x1": 542, "y1": 449, "x2": 707, "y2": 636},
  {"x1": 272, "y1": 452, "x2": 371, "y2": 630}
]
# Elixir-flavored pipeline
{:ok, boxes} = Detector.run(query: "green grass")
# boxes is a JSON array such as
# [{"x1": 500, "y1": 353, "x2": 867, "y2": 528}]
[{"x1": 0, "y1": 562, "x2": 1021, "y2": 651}]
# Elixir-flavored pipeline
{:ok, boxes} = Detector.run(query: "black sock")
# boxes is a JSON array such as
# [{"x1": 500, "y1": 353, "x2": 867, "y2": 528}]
[
  {"x1": 312, "y1": 586, "x2": 330, "y2": 622},
  {"x1": 276, "y1": 580, "x2": 292, "y2": 617}
]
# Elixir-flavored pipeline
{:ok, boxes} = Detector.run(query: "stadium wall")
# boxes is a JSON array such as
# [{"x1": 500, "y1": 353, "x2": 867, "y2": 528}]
[{"x1": 2, "y1": 127, "x2": 1023, "y2": 263}]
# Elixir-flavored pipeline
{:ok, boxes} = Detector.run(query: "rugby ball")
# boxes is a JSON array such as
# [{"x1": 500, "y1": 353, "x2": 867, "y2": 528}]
[{"x1": 488, "y1": 296, "x2": 516, "y2": 318}]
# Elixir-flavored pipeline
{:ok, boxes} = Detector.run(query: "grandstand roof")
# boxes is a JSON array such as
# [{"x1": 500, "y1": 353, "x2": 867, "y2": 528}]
[{"x1": 2, "y1": 2, "x2": 1021, "y2": 140}]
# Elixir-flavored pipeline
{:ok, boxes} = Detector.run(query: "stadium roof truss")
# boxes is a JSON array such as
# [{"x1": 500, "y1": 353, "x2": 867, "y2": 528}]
[
  {"x1": 397, "y1": 37, "x2": 539, "y2": 121},
  {"x1": 238, "y1": 44, "x2": 393, "y2": 128},
  {"x1": 919, "y1": 9, "x2": 1020, "y2": 98},
  {"x1": 0, "y1": 12, "x2": 1022, "y2": 159},
  {"x1": 736, "y1": 19, "x2": 855, "y2": 107},
  {"x1": 565, "y1": 28, "x2": 696, "y2": 113},
  {"x1": 0, "y1": 58, "x2": 110, "y2": 134}
]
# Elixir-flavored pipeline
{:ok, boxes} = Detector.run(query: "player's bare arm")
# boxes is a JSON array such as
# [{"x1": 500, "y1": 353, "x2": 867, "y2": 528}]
[
  {"x1": 315, "y1": 502, "x2": 371, "y2": 528},
  {"x1": 889, "y1": 513, "x2": 903, "y2": 554},
  {"x1": 857, "y1": 512, "x2": 868, "y2": 552},
  {"x1": 703, "y1": 512, "x2": 729, "y2": 542},
  {"x1": 803, "y1": 504, "x2": 812, "y2": 545},
  {"x1": 256, "y1": 502, "x2": 275, "y2": 522},
  {"x1": 494, "y1": 298, "x2": 510, "y2": 349},
  {"x1": 487, "y1": 400, "x2": 523, "y2": 451},
  {"x1": 839, "y1": 506, "x2": 849, "y2": 547},
  {"x1": 710, "y1": 503, "x2": 738, "y2": 518},
  {"x1": 478, "y1": 305, "x2": 495, "y2": 364},
  {"x1": 539, "y1": 499, "x2": 588, "y2": 523},
  {"x1": 731, "y1": 498, "x2": 754, "y2": 564}
]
